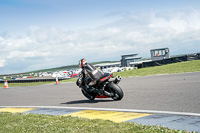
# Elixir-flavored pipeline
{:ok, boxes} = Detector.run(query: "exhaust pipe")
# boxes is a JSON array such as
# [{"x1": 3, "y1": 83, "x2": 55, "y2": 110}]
[{"x1": 113, "y1": 76, "x2": 121, "y2": 84}]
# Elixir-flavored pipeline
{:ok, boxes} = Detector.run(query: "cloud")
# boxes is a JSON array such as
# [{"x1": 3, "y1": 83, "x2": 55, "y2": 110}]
[
  {"x1": 1, "y1": 8, "x2": 200, "y2": 74},
  {"x1": 0, "y1": 59, "x2": 6, "y2": 67},
  {"x1": 7, "y1": 51, "x2": 49, "y2": 59}
]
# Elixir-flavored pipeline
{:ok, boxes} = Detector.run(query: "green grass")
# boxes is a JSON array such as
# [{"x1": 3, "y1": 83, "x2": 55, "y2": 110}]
[
  {"x1": 1, "y1": 60, "x2": 200, "y2": 87},
  {"x1": 114, "y1": 60, "x2": 200, "y2": 78},
  {"x1": 0, "y1": 112, "x2": 187, "y2": 133},
  {"x1": 1, "y1": 61, "x2": 198, "y2": 132}
]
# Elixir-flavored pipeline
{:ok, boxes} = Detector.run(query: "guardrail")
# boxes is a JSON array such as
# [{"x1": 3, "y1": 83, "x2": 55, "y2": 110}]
[{"x1": 0, "y1": 78, "x2": 69, "y2": 83}]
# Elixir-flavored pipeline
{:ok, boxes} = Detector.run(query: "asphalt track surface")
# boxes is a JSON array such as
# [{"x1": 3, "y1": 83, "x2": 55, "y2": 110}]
[{"x1": 1, "y1": 72, "x2": 200, "y2": 114}]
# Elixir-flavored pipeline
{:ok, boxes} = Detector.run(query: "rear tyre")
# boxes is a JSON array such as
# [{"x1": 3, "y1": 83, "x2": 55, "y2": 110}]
[
  {"x1": 107, "y1": 83, "x2": 124, "y2": 100},
  {"x1": 81, "y1": 88, "x2": 96, "y2": 100}
]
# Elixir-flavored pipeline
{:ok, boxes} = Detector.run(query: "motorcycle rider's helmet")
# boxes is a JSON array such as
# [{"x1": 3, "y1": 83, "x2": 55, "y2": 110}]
[{"x1": 79, "y1": 58, "x2": 87, "y2": 68}]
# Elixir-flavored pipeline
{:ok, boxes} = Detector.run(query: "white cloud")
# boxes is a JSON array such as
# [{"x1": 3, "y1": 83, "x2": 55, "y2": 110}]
[
  {"x1": 7, "y1": 51, "x2": 49, "y2": 59},
  {"x1": 105, "y1": 27, "x2": 121, "y2": 35},
  {"x1": 0, "y1": 59, "x2": 6, "y2": 67},
  {"x1": 1, "y1": 8, "x2": 200, "y2": 74},
  {"x1": 169, "y1": 18, "x2": 187, "y2": 32}
]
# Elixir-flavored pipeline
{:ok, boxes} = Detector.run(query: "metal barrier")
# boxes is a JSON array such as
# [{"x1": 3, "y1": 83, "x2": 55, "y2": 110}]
[{"x1": 0, "y1": 78, "x2": 68, "y2": 83}]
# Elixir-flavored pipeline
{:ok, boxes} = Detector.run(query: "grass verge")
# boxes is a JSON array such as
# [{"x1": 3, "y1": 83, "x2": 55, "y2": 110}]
[
  {"x1": 0, "y1": 112, "x2": 188, "y2": 133},
  {"x1": 114, "y1": 60, "x2": 200, "y2": 77}
]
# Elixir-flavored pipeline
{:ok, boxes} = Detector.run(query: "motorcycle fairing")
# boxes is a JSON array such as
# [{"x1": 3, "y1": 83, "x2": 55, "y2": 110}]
[{"x1": 96, "y1": 95, "x2": 109, "y2": 98}]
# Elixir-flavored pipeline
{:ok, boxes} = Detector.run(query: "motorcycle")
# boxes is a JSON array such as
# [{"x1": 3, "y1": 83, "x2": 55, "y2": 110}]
[{"x1": 76, "y1": 72, "x2": 124, "y2": 100}]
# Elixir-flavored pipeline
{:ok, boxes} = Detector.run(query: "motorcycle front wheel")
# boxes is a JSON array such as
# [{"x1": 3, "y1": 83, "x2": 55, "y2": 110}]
[
  {"x1": 107, "y1": 83, "x2": 124, "y2": 100},
  {"x1": 81, "y1": 88, "x2": 96, "y2": 100}
]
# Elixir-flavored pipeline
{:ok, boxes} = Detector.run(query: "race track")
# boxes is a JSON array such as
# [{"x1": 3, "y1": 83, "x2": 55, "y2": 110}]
[{"x1": 1, "y1": 72, "x2": 200, "y2": 113}]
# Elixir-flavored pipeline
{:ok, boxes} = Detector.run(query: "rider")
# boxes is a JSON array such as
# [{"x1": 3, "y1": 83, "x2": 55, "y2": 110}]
[{"x1": 78, "y1": 58, "x2": 104, "y2": 92}]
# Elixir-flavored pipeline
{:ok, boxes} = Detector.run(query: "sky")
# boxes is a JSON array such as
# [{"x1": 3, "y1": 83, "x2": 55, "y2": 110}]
[{"x1": 1, "y1": 0, "x2": 200, "y2": 75}]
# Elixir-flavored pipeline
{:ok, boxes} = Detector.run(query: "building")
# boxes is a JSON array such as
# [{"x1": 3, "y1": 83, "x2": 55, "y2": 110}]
[
  {"x1": 150, "y1": 48, "x2": 170, "y2": 61},
  {"x1": 95, "y1": 62, "x2": 121, "y2": 69},
  {"x1": 121, "y1": 53, "x2": 142, "y2": 67},
  {"x1": 94, "y1": 53, "x2": 143, "y2": 69}
]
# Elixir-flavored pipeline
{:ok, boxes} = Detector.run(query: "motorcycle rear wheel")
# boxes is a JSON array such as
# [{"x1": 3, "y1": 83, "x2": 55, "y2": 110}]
[
  {"x1": 107, "y1": 83, "x2": 124, "y2": 100},
  {"x1": 81, "y1": 88, "x2": 96, "y2": 100}
]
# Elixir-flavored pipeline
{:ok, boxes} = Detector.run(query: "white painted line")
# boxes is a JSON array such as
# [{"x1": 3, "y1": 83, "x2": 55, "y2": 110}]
[{"x1": 1, "y1": 106, "x2": 200, "y2": 117}]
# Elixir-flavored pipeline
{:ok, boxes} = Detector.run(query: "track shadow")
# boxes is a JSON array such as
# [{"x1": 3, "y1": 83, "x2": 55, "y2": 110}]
[{"x1": 61, "y1": 99, "x2": 115, "y2": 104}]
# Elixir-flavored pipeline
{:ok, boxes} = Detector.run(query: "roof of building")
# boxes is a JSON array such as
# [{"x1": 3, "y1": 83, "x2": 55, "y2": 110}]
[
  {"x1": 94, "y1": 62, "x2": 121, "y2": 67},
  {"x1": 121, "y1": 53, "x2": 138, "y2": 57},
  {"x1": 123, "y1": 57, "x2": 142, "y2": 60},
  {"x1": 150, "y1": 48, "x2": 169, "y2": 51}
]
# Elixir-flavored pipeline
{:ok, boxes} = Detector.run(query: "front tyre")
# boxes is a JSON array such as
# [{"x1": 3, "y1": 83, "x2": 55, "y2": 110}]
[
  {"x1": 107, "y1": 83, "x2": 124, "y2": 100},
  {"x1": 81, "y1": 88, "x2": 96, "y2": 100}
]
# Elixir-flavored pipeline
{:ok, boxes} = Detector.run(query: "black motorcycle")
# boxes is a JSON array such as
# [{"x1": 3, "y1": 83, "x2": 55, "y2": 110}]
[{"x1": 76, "y1": 72, "x2": 124, "y2": 100}]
